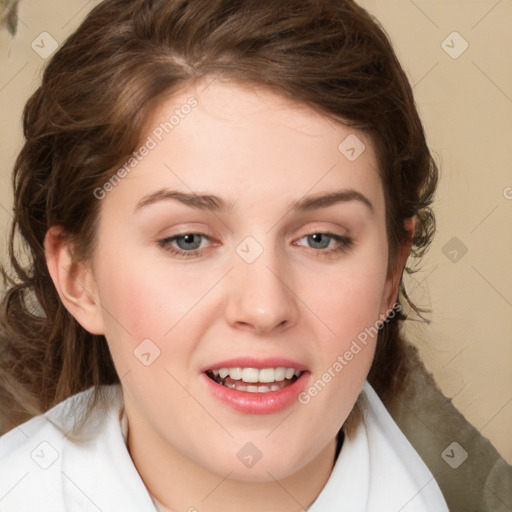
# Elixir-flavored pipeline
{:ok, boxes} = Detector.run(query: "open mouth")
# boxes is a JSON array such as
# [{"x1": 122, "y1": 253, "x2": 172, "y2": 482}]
[{"x1": 205, "y1": 367, "x2": 303, "y2": 393}]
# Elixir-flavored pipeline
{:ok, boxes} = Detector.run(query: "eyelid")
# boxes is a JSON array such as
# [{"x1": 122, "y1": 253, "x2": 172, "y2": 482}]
[
  {"x1": 295, "y1": 225, "x2": 351, "y2": 238},
  {"x1": 154, "y1": 222, "x2": 215, "y2": 239}
]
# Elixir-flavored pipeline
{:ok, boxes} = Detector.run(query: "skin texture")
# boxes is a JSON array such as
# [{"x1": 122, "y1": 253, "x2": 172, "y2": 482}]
[{"x1": 45, "y1": 79, "x2": 413, "y2": 512}]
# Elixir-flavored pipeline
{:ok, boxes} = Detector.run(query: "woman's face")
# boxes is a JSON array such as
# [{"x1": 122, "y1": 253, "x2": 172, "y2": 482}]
[{"x1": 84, "y1": 80, "x2": 400, "y2": 481}]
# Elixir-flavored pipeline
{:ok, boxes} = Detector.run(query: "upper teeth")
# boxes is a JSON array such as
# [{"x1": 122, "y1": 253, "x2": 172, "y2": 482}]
[{"x1": 211, "y1": 367, "x2": 301, "y2": 383}]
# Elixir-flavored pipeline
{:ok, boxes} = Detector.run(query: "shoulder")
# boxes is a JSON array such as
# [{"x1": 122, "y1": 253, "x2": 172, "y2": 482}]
[
  {"x1": 386, "y1": 348, "x2": 512, "y2": 512},
  {"x1": 309, "y1": 381, "x2": 449, "y2": 511},
  {"x1": 0, "y1": 385, "x2": 121, "y2": 511},
  {"x1": 0, "y1": 414, "x2": 68, "y2": 509},
  {"x1": 355, "y1": 381, "x2": 449, "y2": 510}
]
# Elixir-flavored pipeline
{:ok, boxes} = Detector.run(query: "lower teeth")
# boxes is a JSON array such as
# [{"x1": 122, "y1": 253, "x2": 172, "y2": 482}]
[{"x1": 223, "y1": 381, "x2": 288, "y2": 393}]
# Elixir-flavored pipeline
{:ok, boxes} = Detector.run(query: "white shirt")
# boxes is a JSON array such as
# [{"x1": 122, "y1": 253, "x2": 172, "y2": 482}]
[{"x1": 0, "y1": 381, "x2": 448, "y2": 511}]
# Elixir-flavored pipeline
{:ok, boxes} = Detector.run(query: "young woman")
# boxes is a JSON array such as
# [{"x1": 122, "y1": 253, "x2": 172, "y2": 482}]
[{"x1": 0, "y1": 0, "x2": 449, "y2": 510}]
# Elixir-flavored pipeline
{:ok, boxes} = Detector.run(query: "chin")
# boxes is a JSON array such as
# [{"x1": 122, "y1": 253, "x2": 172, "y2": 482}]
[{"x1": 197, "y1": 440, "x2": 314, "y2": 483}]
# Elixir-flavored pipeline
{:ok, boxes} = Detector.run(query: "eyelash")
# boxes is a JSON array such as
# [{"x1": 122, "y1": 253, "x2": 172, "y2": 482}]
[{"x1": 157, "y1": 232, "x2": 354, "y2": 259}]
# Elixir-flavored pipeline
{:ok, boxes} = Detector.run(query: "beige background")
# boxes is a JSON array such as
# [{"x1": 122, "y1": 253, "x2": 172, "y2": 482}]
[{"x1": 0, "y1": 0, "x2": 511, "y2": 464}]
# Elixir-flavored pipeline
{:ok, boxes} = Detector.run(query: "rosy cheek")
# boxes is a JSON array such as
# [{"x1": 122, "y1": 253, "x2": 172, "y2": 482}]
[
  {"x1": 318, "y1": 274, "x2": 383, "y2": 325},
  {"x1": 114, "y1": 271, "x2": 197, "y2": 348},
  {"x1": 122, "y1": 282, "x2": 166, "y2": 340},
  {"x1": 94, "y1": 260, "x2": 149, "y2": 342}
]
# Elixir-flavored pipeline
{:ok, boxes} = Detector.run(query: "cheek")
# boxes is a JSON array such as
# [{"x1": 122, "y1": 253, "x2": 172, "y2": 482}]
[
  {"x1": 95, "y1": 260, "x2": 160, "y2": 341},
  {"x1": 93, "y1": 248, "x2": 219, "y2": 383},
  {"x1": 307, "y1": 258, "x2": 388, "y2": 345},
  {"x1": 297, "y1": 269, "x2": 384, "y2": 437},
  {"x1": 94, "y1": 251, "x2": 196, "y2": 341}
]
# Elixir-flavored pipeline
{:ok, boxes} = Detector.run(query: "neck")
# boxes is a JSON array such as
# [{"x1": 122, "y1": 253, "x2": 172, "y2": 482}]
[{"x1": 127, "y1": 421, "x2": 337, "y2": 512}]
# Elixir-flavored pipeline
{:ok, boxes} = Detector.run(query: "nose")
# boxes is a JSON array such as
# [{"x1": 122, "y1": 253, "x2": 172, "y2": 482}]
[{"x1": 224, "y1": 250, "x2": 299, "y2": 336}]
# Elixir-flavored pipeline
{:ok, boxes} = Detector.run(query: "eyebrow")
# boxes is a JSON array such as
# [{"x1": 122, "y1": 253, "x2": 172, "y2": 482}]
[{"x1": 134, "y1": 188, "x2": 374, "y2": 216}]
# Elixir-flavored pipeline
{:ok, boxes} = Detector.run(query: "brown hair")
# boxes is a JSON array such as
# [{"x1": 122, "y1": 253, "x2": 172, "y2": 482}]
[{"x1": 0, "y1": 0, "x2": 437, "y2": 435}]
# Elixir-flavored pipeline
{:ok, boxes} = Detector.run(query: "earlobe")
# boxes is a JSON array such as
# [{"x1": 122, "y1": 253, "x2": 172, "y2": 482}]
[
  {"x1": 44, "y1": 225, "x2": 105, "y2": 335},
  {"x1": 381, "y1": 216, "x2": 417, "y2": 316}
]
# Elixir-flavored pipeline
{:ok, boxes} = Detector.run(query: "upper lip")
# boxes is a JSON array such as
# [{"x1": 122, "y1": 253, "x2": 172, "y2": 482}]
[{"x1": 200, "y1": 357, "x2": 309, "y2": 372}]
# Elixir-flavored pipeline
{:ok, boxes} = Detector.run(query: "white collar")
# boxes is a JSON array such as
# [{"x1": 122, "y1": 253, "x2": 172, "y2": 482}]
[
  {"x1": 0, "y1": 381, "x2": 448, "y2": 511},
  {"x1": 307, "y1": 381, "x2": 448, "y2": 511}
]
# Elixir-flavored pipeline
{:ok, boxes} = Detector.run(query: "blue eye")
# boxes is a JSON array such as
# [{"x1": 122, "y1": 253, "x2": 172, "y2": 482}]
[
  {"x1": 296, "y1": 233, "x2": 353, "y2": 253},
  {"x1": 173, "y1": 234, "x2": 204, "y2": 251},
  {"x1": 305, "y1": 233, "x2": 331, "y2": 249},
  {"x1": 158, "y1": 233, "x2": 211, "y2": 258},
  {"x1": 158, "y1": 231, "x2": 354, "y2": 259}
]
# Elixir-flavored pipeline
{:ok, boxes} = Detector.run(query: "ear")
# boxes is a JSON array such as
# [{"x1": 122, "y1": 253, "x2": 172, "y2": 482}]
[
  {"x1": 44, "y1": 225, "x2": 105, "y2": 335},
  {"x1": 380, "y1": 216, "x2": 416, "y2": 317}
]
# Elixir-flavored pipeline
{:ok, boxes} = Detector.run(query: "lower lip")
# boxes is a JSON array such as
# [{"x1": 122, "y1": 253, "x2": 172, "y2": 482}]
[{"x1": 201, "y1": 372, "x2": 309, "y2": 415}]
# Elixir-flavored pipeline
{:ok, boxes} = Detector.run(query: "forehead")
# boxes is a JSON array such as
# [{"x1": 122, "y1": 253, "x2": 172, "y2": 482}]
[{"x1": 104, "y1": 79, "x2": 385, "y2": 217}]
